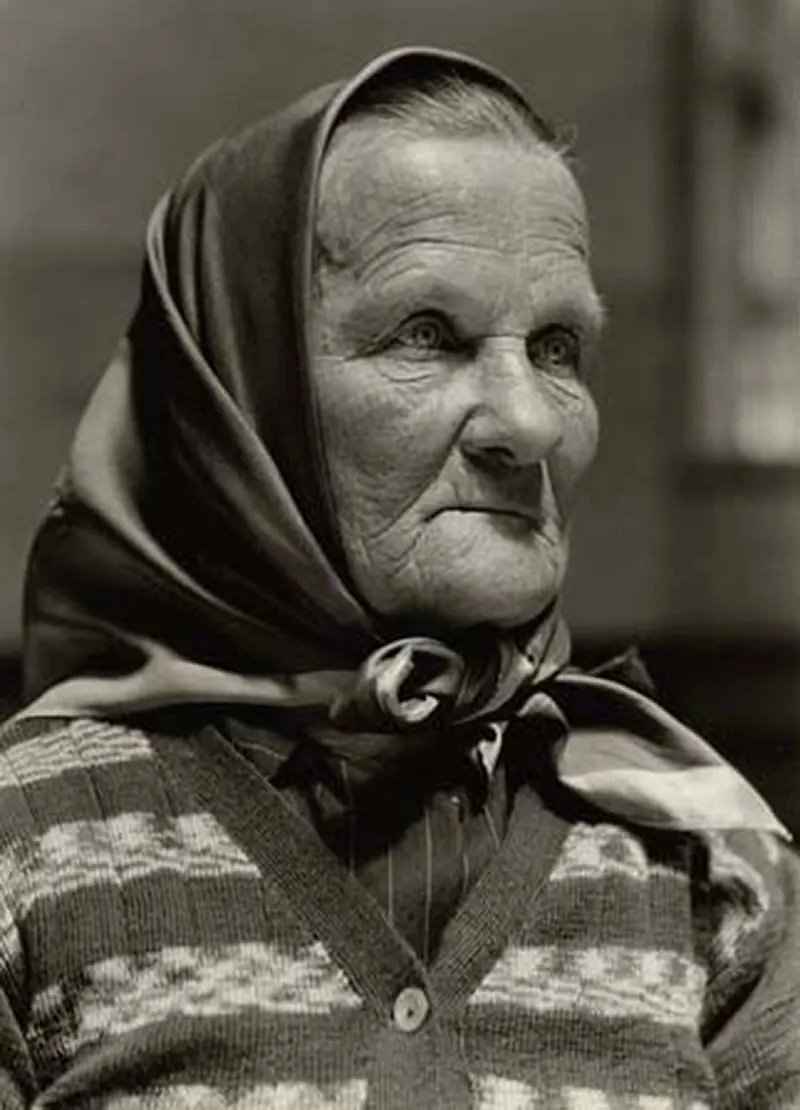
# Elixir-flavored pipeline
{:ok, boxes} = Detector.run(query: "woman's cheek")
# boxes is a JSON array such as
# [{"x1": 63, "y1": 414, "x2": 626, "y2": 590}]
[
  {"x1": 549, "y1": 384, "x2": 599, "y2": 511},
  {"x1": 572, "y1": 386, "x2": 600, "y2": 469},
  {"x1": 317, "y1": 356, "x2": 449, "y2": 506}
]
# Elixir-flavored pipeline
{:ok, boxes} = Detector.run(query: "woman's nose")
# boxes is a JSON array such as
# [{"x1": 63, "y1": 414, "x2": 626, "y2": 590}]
[{"x1": 459, "y1": 339, "x2": 564, "y2": 471}]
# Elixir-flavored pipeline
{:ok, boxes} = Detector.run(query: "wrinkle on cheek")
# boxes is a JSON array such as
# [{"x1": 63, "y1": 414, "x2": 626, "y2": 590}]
[
  {"x1": 321, "y1": 453, "x2": 436, "y2": 579},
  {"x1": 316, "y1": 365, "x2": 453, "y2": 532},
  {"x1": 376, "y1": 519, "x2": 485, "y2": 615},
  {"x1": 342, "y1": 490, "x2": 419, "y2": 545},
  {"x1": 337, "y1": 448, "x2": 442, "y2": 545},
  {"x1": 544, "y1": 375, "x2": 590, "y2": 409},
  {"x1": 367, "y1": 359, "x2": 449, "y2": 388},
  {"x1": 348, "y1": 513, "x2": 429, "y2": 616},
  {"x1": 549, "y1": 407, "x2": 599, "y2": 519}
]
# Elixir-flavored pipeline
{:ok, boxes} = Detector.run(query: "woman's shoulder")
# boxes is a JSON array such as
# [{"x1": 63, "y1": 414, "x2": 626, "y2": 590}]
[
  {"x1": 0, "y1": 712, "x2": 159, "y2": 789},
  {"x1": 691, "y1": 827, "x2": 800, "y2": 967},
  {"x1": 551, "y1": 810, "x2": 797, "y2": 944},
  {"x1": 0, "y1": 711, "x2": 244, "y2": 933},
  {"x1": 0, "y1": 713, "x2": 166, "y2": 858}
]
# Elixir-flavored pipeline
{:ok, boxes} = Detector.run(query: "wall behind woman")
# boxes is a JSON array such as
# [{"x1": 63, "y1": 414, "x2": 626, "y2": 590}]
[{"x1": 2, "y1": 1, "x2": 798, "y2": 832}]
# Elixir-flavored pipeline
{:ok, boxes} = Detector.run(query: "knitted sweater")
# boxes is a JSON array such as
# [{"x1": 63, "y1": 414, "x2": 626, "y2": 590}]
[{"x1": 0, "y1": 715, "x2": 798, "y2": 1109}]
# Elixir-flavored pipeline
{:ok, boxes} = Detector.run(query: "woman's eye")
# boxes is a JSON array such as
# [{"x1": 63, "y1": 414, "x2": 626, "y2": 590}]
[
  {"x1": 527, "y1": 328, "x2": 580, "y2": 374},
  {"x1": 391, "y1": 314, "x2": 453, "y2": 355}
]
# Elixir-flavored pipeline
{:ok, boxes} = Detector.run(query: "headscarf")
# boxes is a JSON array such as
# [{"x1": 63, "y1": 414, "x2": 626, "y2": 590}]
[{"x1": 18, "y1": 47, "x2": 788, "y2": 840}]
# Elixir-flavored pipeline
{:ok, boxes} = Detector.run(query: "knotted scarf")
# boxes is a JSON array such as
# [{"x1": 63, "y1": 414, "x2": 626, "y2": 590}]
[{"x1": 18, "y1": 47, "x2": 788, "y2": 841}]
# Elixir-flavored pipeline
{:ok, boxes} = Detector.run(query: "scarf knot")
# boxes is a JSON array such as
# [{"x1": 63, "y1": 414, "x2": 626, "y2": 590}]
[{"x1": 328, "y1": 617, "x2": 570, "y2": 734}]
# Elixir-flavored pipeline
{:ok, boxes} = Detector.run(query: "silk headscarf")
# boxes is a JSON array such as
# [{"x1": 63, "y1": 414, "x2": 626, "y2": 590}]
[{"x1": 18, "y1": 47, "x2": 788, "y2": 840}]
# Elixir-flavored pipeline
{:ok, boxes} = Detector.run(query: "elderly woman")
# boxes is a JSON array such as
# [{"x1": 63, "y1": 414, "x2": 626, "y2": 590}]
[{"x1": 0, "y1": 48, "x2": 797, "y2": 1109}]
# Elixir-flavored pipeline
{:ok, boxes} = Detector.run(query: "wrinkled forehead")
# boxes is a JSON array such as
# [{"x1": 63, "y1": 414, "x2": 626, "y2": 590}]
[{"x1": 314, "y1": 125, "x2": 591, "y2": 280}]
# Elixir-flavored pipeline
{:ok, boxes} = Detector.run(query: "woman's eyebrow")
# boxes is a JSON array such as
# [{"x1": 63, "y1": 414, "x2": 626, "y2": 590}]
[
  {"x1": 333, "y1": 257, "x2": 607, "y2": 335},
  {"x1": 540, "y1": 292, "x2": 607, "y2": 336},
  {"x1": 340, "y1": 269, "x2": 490, "y2": 323},
  {"x1": 523, "y1": 274, "x2": 607, "y2": 335}
]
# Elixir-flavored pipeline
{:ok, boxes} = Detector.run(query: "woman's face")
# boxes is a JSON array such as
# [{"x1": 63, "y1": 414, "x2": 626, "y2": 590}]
[{"x1": 309, "y1": 128, "x2": 603, "y2": 631}]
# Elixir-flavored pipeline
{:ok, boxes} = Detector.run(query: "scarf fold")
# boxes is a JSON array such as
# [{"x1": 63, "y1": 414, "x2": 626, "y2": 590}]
[
  {"x1": 328, "y1": 609, "x2": 569, "y2": 731},
  {"x1": 16, "y1": 46, "x2": 789, "y2": 844},
  {"x1": 313, "y1": 632, "x2": 790, "y2": 840},
  {"x1": 547, "y1": 672, "x2": 790, "y2": 838}
]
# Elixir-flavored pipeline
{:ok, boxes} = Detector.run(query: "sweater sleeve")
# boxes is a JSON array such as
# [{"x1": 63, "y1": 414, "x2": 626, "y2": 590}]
[
  {"x1": 0, "y1": 893, "x2": 35, "y2": 1109},
  {"x1": 697, "y1": 831, "x2": 800, "y2": 1109},
  {"x1": 0, "y1": 726, "x2": 44, "y2": 1108}
]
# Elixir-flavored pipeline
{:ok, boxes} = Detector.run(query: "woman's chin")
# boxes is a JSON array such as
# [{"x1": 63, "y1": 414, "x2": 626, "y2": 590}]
[
  {"x1": 423, "y1": 531, "x2": 567, "y2": 630},
  {"x1": 400, "y1": 561, "x2": 564, "y2": 633},
  {"x1": 426, "y1": 584, "x2": 559, "y2": 631},
  {"x1": 354, "y1": 519, "x2": 567, "y2": 633}
]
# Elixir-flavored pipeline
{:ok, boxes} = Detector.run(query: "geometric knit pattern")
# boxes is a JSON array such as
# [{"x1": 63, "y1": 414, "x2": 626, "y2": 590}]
[{"x1": 0, "y1": 715, "x2": 798, "y2": 1109}]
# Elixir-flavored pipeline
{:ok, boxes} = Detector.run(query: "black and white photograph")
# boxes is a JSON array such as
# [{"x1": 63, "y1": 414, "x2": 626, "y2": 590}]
[{"x1": 1, "y1": 2, "x2": 798, "y2": 1106}]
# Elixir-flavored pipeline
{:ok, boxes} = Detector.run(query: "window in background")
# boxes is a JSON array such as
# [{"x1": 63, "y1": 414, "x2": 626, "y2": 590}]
[{"x1": 689, "y1": 0, "x2": 799, "y2": 463}]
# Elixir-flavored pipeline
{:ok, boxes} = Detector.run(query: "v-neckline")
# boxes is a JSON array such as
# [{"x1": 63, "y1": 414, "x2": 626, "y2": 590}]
[{"x1": 155, "y1": 723, "x2": 571, "y2": 1016}]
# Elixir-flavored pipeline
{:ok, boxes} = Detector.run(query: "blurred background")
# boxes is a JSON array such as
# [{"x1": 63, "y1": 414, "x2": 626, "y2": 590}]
[{"x1": 1, "y1": 0, "x2": 798, "y2": 829}]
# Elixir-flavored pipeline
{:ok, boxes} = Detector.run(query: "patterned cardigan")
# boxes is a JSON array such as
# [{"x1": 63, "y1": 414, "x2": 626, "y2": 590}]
[{"x1": 0, "y1": 714, "x2": 798, "y2": 1109}]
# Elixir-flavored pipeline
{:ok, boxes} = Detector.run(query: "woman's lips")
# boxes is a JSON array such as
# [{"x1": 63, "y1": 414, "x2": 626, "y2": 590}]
[{"x1": 430, "y1": 505, "x2": 541, "y2": 525}]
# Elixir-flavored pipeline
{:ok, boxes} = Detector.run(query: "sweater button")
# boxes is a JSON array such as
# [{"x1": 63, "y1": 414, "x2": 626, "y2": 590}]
[{"x1": 392, "y1": 986, "x2": 430, "y2": 1032}]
